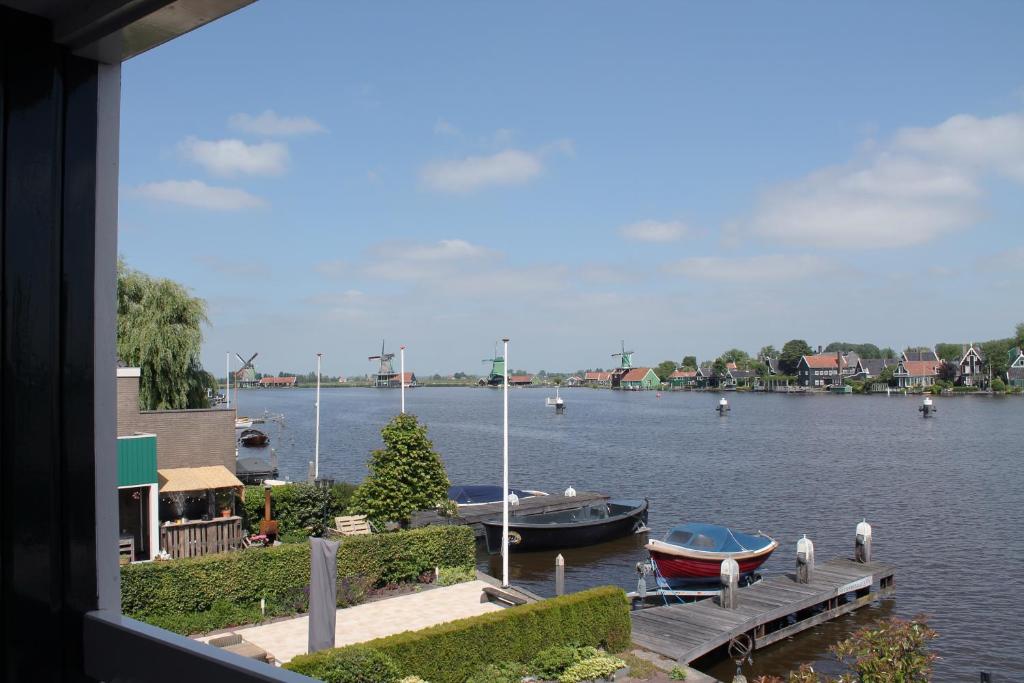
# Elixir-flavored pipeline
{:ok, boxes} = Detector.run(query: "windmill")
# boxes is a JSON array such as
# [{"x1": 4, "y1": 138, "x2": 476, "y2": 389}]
[
  {"x1": 480, "y1": 341, "x2": 506, "y2": 386},
  {"x1": 235, "y1": 352, "x2": 259, "y2": 388},
  {"x1": 611, "y1": 340, "x2": 634, "y2": 369},
  {"x1": 368, "y1": 340, "x2": 397, "y2": 388}
]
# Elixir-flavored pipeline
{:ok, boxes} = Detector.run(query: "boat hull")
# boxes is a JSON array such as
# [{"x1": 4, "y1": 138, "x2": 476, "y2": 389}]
[
  {"x1": 483, "y1": 499, "x2": 648, "y2": 554},
  {"x1": 649, "y1": 548, "x2": 774, "y2": 581}
]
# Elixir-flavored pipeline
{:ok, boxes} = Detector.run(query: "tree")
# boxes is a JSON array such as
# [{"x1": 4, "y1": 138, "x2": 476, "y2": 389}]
[
  {"x1": 350, "y1": 414, "x2": 450, "y2": 526},
  {"x1": 880, "y1": 347, "x2": 897, "y2": 359},
  {"x1": 934, "y1": 343, "x2": 962, "y2": 362},
  {"x1": 825, "y1": 342, "x2": 881, "y2": 358},
  {"x1": 991, "y1": 378, "x2": 1006, "y2": 392},
  {"x1": 117, "y1": 262, "x2": 214, "y2": 410},
  {"x1": 980, "y1": 338, "x2": 1015, "y2": 381},
  {"x1": 720, "y1": 349, "x2": 750, "y2": 367},
  {"x1": 876, "y1": 365, "x2": 897, "y2": 387},
  {"x1": 680, "y1": 356, "x2": 697, "y2": 370},
  {"x1": 654, "y1": 360, "x2": 677, "y2": 381},
  {"x1": 711, "y1": 357, "x2": 728, "y2": 386},
  {"x1": 758, "y1": 345, "x2": 777, "y2": 360},
  {"x1": 1016, "y1": 322, "x2": 1024, "y2": 349},
  {"x1": 936, "y1": 360, "x2": 958, "y2": 382},
  {"x1": 779, "y1": 339, "x2": 813, "y2": 375}
]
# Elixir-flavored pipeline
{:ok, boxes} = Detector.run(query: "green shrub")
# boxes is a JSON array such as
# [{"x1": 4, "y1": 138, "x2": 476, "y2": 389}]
[
  {"x1": 530, "y1": 645, "x2": 600, "y2": 679},
  {"x1": 991, "y1": 378, "x2": 1006, "y2": 392},
  {"x1": 287, "y1": 644, "x2": 403, "y2": 683},
  {"x1": 285, "y1": 586, "x2": 631, "y2": 683},
  {"x1": 558, "y1": 654, "x2": 625, "y2": 683},
  {"x1": 669, "y1": 666, "x2": 688, "y2": 680},
  {"x1": 435, "y1": 565, "x2": 475, "y2": 587},
  {"x1": 140, "y1": 599, "x2": 262, "y2": 635},
  {"x1": 464, "y1": 661, "x2": 529, "y2": 683},
  {"x1": 241, "y1": 482, "x2": 357, "y2": 536},
  {"x1": 122, "y1": 525, "x2": 475, "y2": 631}
]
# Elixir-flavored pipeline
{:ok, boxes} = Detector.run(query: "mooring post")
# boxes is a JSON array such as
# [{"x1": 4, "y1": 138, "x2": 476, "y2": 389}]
[
  {"x1": 796, "y1": 534, "x2": 814, "y2": 584},
  {"x1": 307, "y1": 460, "x2": 315, "y2": 484},
  {"x1": 555, "y1": 553, "x2": 565, "y2": 596},
  {"x1": 720, "y1": 558, "x2": 739, "y2": 609},
  {"x1": 855, "y1": 519, "x2": 872, "y2": 563}
]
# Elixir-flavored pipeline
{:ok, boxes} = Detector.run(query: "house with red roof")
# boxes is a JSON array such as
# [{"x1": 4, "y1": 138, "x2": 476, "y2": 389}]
[
  {"x1": 258, "y1": 376, "x2": 297, "y2": 387},
  {"x1": 616, "y1": 367, "x2": 660, "y2": 390},
  {"x1": 796, "y1": 353, "x2": 848, "y2": 388},
  {"x1": 508, "y1": 374, "x2": 533, "y2": 386},
  {"x1": 666, "y1": 368, "x2": 698, "y2": 388},
  {"x1": 893, "y1": 359, "x2": 940, "y2": 388},
  {"x1": 582, "y1": 371, "x2": 612, "y2": 387}
]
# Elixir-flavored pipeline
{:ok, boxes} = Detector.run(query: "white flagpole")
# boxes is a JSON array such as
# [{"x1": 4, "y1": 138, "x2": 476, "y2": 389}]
[
  {"x1": 315, "y1": 352, "x2": 322, "y2": 480},
  {"x1": 225, "y1": 352, "x2": 231, "y2": 408},
  {"x1": 400, "y1": 345, "x2": 406, "y2": 414},
  {"x1": 502, "y1": 337, "x2": 510, "y2": 588}
]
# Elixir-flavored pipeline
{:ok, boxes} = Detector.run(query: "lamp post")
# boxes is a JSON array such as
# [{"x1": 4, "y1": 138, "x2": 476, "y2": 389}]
[
  {"x1": 315, "y1": 352, "x2": 322, "y2": 480},
  {"x1": 502, "y1": 337, "x2": 510, "y2": 588},
  {"x1": 400, "y1": 345, "x2": 406, "y2": 414}
]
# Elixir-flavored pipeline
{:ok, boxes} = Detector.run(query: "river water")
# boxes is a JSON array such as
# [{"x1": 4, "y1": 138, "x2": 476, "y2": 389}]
[{"x1": 234, "y1": 387, "x2": 1022, "y2": 681}]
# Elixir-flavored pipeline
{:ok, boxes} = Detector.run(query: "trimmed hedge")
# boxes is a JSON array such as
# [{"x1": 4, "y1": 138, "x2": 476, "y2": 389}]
[
  {"x1": 241, "y1": 482, "x2": 356, "y2": 536},
  {"x1": 285, "y1": 585, "x2": 631, "y2": 683},
  {"x1": 121, "y1": 525, "x2": 475, "y2": 622}
]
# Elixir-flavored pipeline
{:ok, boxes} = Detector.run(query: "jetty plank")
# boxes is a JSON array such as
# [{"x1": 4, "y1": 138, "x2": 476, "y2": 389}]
[{"x1": 630, "y1": 557, "x2": 895, "y2": 666}]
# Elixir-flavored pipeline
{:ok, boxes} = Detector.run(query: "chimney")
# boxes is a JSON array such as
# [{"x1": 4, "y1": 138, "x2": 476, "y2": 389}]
[{"x1": 817, "y1": 345, "x2": 822, "y2": 354}]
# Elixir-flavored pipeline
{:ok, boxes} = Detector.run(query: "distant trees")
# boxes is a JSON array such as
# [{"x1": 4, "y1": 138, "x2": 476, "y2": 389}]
[
  {"x1": 680, "y1": 356, "x2": 698, "y2": 370},
  {"x1": 117, "y1": 262, "x2": 215, "y2": 410},
  {"x1": 720, "y1": 349, "x2": 751, "y2": 367},
  {"x1": 880, "y1": 347, "x2": 897, "y2": 359},
  {"x1": 825, "y1": 342, "x2": 881, "y2": 358},
  {"x1": 876, "y1": 365, "x2": 897, "y2": 388},
  {"x1": 1017, "y1": 323, "x2": 1024, "y2": 349},
  {"x1": 779, "y1": 339, "x2": 813, "y2": 375},
  {"x1": 758, "y1": 345, "x2": 777, "y2": 360},
  {"x1": 937, "y1": 361, "x2": 958, "y2": 382},
  {"x1": 711, "y1": 358, "x2": 728, "y2": 384},
  {"x1": 933, "y1": 343, "x2": 962, "y2": 362},
  {"x1": 903, "y1": 346, "x2": 933, "y2": 357},
  {"x1": 654, "y1": 360, "x2": 678, "y2": 381}
]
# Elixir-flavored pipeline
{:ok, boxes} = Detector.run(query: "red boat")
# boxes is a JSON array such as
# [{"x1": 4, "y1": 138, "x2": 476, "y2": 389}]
[{"x1": 646, "y1": 522, "x2": 777, "y2": 584}]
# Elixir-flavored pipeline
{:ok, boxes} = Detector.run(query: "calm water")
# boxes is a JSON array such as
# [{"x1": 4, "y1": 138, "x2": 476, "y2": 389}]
[{"x1": 235, "y1": 387, "x2": 1023, "y2": 681}]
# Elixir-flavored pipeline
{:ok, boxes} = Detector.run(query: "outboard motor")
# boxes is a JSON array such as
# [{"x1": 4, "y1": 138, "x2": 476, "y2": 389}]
[
  {"x1": 855, "y1": 519, "x2": 872, "y2": 563},
  {"x1": 919, "y1": 396, "x2": 935, "y2": 417},
  {"x1": 796, "y1": 534, "x2": 815, "y2": 584},
  {"x1": 717, "y1": 397, "x2": 730, "y2": 416}
]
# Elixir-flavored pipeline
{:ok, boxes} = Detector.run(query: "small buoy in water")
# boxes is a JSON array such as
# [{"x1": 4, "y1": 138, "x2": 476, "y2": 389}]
[
  {"x1": 918, "y1": 396, "x2": 935, "y2": 417},
  {"x1": 717, "y1": 397, "x2": 730, "y2": 415},
  {"x1": 656, "y1": 392, "x2": 662, "y2": 398}
]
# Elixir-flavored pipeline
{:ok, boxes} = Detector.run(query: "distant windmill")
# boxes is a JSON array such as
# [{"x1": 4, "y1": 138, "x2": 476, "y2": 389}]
[
  {"x1": 368, "y1": 340, "x2": 397, "y2": 388},
  {"x1": 235, "y1": 352, "x2": 259, "y2": 388},
  {"x1": 480, "y1": 341, "x2": 506, "y2": 386},
  {"x1": 611, "y1": 340, "x2": 634, "y2": 369}
]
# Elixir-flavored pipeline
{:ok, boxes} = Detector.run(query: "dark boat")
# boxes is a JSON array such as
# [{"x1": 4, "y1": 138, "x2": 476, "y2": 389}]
[
  {"x1": 646, "y1": 522, "x2": 777, "y2": 585},
  {"x1": 483, "y1": 498, "x2": 649, "y2": 554},
  {"x1": 235, "y1": 455, "x2": 278, "y2": 485},
  {"x1": 238, "y1": 428, "x2": 269, "y2": 447},
  {"x1": 448, "y1": 485, "x2": 546, "y2": 507}
]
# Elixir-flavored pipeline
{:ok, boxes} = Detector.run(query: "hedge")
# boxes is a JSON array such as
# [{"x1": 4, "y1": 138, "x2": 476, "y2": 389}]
[
  {"x1": 121, "y1": 525, "x2": 475, "y2": 621},
  {"x1": 285, "y1": 585, "x2": 631, "y2": 683},
  {"x1": 240, "y1": 482, "x2": 357, "y2": 537}
]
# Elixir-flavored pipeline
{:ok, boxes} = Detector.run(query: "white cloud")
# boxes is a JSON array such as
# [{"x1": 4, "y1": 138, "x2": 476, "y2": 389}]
[
  {"x1": 314, "y1": 259, "x2": 348, "y2": 277},
  {"x1": 746, "y1": 112, "x2": 1024, "y2": 249},
  {"x1": 133, "y1": 180, "x2": 266, "y2": 211},
  {"x1": 665, "y1": 254, "x2": 835, "y2": 283},
  {"x1": 228, "y1": 110, "x2": 326, "y2": 136},
  {"x1": 363, "y1": 239, "x2": 497, "y2": 280},
  {"x1": 420, "y1": 149, "x2": 543, "y2": 193},
  {"x1": 434, "y1": 119, "x2": 461, "y2": 136},
  {"x1": 179, "y1": 136, "x2": 289, "y2": 177},
  {"x1": 619, "y1": 219, "x2": 691, "y2": 243},
  {"x1": 894, "y1": 113, "x2": 1024, "y2": 182}
]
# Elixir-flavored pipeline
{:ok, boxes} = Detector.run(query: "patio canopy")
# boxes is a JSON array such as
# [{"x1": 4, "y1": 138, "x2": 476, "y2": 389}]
[{"x1": 158, "y1": 466, "x2": 244, "y2": 493}]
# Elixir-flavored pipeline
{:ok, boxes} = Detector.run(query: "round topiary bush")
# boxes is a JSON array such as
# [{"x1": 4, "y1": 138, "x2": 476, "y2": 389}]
[{"x1": 301, "y1": 644, "x2": 404, "y2": 683}]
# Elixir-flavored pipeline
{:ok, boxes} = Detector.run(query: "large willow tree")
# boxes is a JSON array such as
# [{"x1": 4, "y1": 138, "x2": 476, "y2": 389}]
[{"x1": 117, "y1": 262, "x2": 216, "y2": 409}]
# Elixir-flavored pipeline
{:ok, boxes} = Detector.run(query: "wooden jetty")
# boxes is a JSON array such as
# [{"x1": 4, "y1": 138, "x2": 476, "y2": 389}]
[
  {"x1": 411, "y1": 491, "x2": 608, "y2": 537},
  {"x1": 630, "y1": 557, "x2": 895, "y2": 665}
]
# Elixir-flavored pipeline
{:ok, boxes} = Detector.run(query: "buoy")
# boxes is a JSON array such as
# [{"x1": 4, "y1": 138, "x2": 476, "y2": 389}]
[
  {"x1": 918, "y1": 396, "x2": 935, "y2": 417},
  {"x1": 717, "y1": 397, "x2": 730, "y2": 415}
]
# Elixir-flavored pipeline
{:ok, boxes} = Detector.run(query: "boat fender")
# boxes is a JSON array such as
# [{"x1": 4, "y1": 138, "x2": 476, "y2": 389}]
[{"x1": 564, "y1": 485, "x2": 576, "y2": 497}]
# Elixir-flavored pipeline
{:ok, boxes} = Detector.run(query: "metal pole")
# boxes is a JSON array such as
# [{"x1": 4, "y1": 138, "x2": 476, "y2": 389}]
[
  {"x1": 502, "y1": 337, "x2": 510, "y2": 588},
  {"x1": 225, "y1": 352, "x2": 231, "y2": 408},
  {"x1": 400, "y1": 345, "x2": 406, "y2": 414},
  {"x1": 315, "y1": 352, "x2": 322, "y2": 480}
]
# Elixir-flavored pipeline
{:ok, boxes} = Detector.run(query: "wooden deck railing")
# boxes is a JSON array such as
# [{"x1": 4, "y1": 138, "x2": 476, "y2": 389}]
[{"x1": 160, "y1": 517, "x2": 243, "y2": 559}]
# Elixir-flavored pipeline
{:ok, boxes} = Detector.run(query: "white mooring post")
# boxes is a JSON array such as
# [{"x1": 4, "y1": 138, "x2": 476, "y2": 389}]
[
  {"x1": 796, "y1": 534, "x2": 815, "y2": 584},
  {"x1": 855, "y1": 519, "x2": 872, "y2": 563},
  {"x1": 555, "y1": 554, "x2": 565, "y2": 596},
  {"x1": 720, "y1": 558, "x2": 739, "y2": 609}
]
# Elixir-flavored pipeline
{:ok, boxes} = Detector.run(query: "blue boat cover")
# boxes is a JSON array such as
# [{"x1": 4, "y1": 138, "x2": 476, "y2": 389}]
[
  {"x1": 662, "y1": 522, "x2": 772, "y2": 553},
  {"x1": 448, "y1": 485, "x2": 535, "y2": 505}
]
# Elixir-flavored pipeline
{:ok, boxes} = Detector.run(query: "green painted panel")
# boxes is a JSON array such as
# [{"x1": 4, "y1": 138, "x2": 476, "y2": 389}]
[{"x1": 118, "y1": 435, "x2": 157, "y2": 487}]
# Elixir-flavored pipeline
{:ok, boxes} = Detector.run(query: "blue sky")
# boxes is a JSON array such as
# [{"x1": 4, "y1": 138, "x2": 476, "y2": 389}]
[{"x1": 118, "y1": 1, "x2": 1024, "y2": 377}]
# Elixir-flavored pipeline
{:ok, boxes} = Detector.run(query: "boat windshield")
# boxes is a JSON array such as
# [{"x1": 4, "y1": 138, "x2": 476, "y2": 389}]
[
  {"x1": 666, "y1": 530, "x2": 717, "y2": 548},
  {"x1": 662, "y1": 523, "x2": 771, "y2": 552}
]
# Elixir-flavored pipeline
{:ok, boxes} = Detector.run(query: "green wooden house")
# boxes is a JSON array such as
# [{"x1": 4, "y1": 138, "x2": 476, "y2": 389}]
[
  {"x1": 117, "y1": 434, "x2": 159, "y2": 563},
  {"x1": 618, "y1": 367, "x2": 661, "y2": 390}
]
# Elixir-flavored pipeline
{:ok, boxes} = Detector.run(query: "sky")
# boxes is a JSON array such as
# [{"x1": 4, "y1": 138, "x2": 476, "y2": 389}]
[{"x1": 118, "y1": 1, "x2": 1024, "y2": 378}]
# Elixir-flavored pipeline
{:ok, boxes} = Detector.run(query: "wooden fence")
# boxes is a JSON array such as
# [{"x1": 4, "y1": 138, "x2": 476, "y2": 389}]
[{"x1": 160, "y1": 517, "x2": 243, "y2": 559}]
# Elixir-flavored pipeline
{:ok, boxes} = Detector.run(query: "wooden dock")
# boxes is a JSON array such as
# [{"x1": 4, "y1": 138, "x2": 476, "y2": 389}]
[
  {"x1": 630, "y1": 558, "x2": 895, "y2": 665},
  {"x1": 411, "y1": 492, "x2": 609, "y2": 537}
]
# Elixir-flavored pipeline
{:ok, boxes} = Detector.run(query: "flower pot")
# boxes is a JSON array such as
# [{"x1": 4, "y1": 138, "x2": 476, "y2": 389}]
[{"x1": 220, "y1": 509, "x2": 231, "y2": 518}]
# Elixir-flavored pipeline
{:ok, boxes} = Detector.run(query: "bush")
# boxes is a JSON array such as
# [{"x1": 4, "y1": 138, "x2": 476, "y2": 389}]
[
  {"x1": 241, "y1": 482, "x2": 357, "y2": 536},
  {"x1": 287, "y1": 644, "x2": 403, "y2": 683},
  {"x1": 140, "y1": 599, "x2": 262, "y2": 635},
  {"x1": 122, "y1": 525, "x2": 475, "y2": 631},
  {"x1": 464, "y1": 661, "x2": 530, "y2": 683},
  {"x1": 530, "y1": 645, "x2": 600, "y2": 679},
  {"x1": 558, "y1": 654, "x2": 625, "y2": 683},
  {"x1": 436, "y1": 565, "x2": 475, "y2": 587},
  {"x1": 991, "y1": 378, "x2": 1006, "y2": 392},
  {"x1": 670, "y1": 666, "x2": 688, "y2": 680},
  {"x1": 286, "y1": 586, "x2": 631, "y2": 683}
]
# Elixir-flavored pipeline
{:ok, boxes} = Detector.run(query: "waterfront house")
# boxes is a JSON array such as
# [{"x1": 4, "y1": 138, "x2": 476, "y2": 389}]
[
  {"x1": 797, "y1": 353, "x2": 847, "y2": 387},
  {"x1": 893, "y1": 359, "x2": 940, "y2": 388},
  {"x1": 258, "y1": 375, "x2": 297, "y2": 387},
  {"x1": 617, "y1": 367, "x2": 661, "y2": 390},
  {"x1": 731, "y1": 368, "x2": 758, "y2": 387},
  {"x1": 903, "y1": 348, "x2": 940, "y2": 363},
  {"x1": 564, "y1": 375, "x2": 583, "y2": 387},
  {"x1": 695, "y1": 364, "x2": 735, "y2": 388},
  {"x1": 851, "y1": 358, "x2": 898, "y2": 380},
  {"x1": 509, "y1": 374, "x2": 534, "y2": 386},
  {"x1": 666, "y1": 368, "x2": 698, "y2": 388},
  {"x1": 583, "y1": 371, "x2": 613, "y2": 387},
  {"x1": 117, "y1": 367, "x2": 244, "y2": 560},
  {"x1": 1008, "y1": 348, "x2": 1024, "y2": 388},
  {"x1": 955, "y1": 344, "x2": 986, "y2": 386}
]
